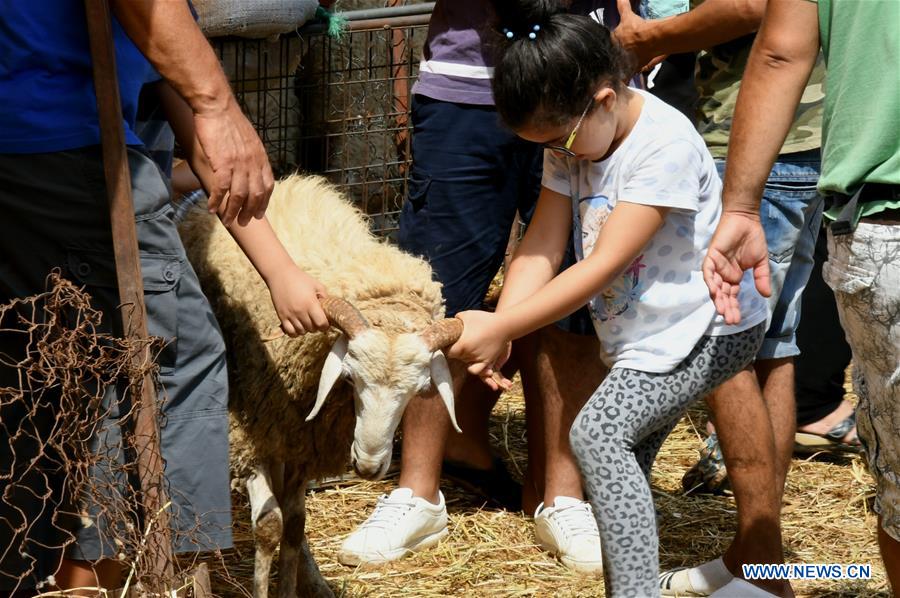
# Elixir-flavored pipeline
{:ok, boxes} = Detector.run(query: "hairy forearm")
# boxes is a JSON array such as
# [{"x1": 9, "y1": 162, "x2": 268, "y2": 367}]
[
  {"x1": 154, "y1": 83, "x2": 291, "y2": 283},
  {"x1": 723, "y1": 0, "x2": 819, "y2": 213},
  {"x1": 111, "y1": 1, "x2": 232, "y2": 115},
  {"x1": 155, "y1": 82, "x2": 215, "y2": 191},
  {"x1": 642, "y1": 0, "x2": 763, "y2": 55}
]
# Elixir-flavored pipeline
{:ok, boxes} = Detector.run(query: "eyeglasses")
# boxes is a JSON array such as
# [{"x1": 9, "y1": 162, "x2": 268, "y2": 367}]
[{"x1": 544, "y1": 96, "x2": 594, "y2": 158}]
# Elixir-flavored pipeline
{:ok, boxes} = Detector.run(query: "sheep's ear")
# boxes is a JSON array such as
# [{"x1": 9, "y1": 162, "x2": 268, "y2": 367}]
[
  {"x1": 307, "y1": 335, "x2": 349, "y2": 422},
  {"x1": 429, "y1": 351, "x2": 462, "y2": 433}
]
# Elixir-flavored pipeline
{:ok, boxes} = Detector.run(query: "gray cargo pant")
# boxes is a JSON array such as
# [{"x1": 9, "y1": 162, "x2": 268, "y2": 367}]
[{"x1": 0, "y1": 146, "x2": 231, "y2": 591}]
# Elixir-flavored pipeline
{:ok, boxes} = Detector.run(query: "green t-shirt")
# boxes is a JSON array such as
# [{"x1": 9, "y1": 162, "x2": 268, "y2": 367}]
[
  {"x1": 813, "y1": 0, "x2": 900, "y2": 198},
  {"x1": 693, "y1": 5, "x2": 826, "y2": 159}
]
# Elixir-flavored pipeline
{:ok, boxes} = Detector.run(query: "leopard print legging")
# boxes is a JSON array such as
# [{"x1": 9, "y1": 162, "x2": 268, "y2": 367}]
[{"x1": 570, "y1": 323, "x2": 765, "y2": 597}]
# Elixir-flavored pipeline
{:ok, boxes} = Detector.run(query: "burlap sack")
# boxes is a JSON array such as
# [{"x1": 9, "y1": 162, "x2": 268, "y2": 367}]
[{"x1": 194, "y1": 0, "x2": 319, "y2": 38}]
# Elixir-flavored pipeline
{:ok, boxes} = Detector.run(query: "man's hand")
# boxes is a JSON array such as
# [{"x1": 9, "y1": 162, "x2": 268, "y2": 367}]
[
  {"x1": 447, "y1": 310, "x2": 513, "y2": 391},
  {"x1": 267, "y1": 265, "x2": 330, "y2": 336},
  {"x1": 195, "y1": 98, "x2": 275, "y2": 227},
  {"x1": 702, "y1": 211, "x2": 771, "y2": 325},
  {"x1": 109, "y1": 1, "x2": 275, "y2": 226},
  {"x1": 613, "y1": 0, "x2": 660, "y2": 73}
]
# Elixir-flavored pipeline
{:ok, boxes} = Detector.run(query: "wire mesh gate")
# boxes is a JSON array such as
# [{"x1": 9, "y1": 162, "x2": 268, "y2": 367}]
[{"x1": 214, "y1": 3, "x2": 433, "y2": 237}]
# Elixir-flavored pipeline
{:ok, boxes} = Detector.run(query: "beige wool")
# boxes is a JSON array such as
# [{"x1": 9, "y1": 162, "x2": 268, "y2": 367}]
[{"x1": 178, "y1": 174, "x2": 444, "y2": 483}]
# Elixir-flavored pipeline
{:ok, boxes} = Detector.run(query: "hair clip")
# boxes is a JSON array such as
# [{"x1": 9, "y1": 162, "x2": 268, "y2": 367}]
[{"x1": 528, "y1": 24, "x2": 540, "y2": 40}]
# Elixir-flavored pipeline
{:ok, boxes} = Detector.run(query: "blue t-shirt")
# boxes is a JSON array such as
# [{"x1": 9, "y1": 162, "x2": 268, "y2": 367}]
[{"x1": 0, "y1": 2, "x2": 155, "y2": 153}]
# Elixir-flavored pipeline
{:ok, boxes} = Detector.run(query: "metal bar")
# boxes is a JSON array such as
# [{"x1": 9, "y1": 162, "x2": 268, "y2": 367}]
[
  {"x1": 299, "y1": 11, "x2": 432, "y2": 35},
  {"x1": 388, "y1": 0, "x2": 411, "y2": 179},
  {"x1": 82, "y1": 0, "x2": 174, "y2": 584},
  {"x1": 338, "y1": 2, "x2": 434, "y2": 22},
  {"x1": 344, "y1": 13, "x2": 432, "y2": 31}
]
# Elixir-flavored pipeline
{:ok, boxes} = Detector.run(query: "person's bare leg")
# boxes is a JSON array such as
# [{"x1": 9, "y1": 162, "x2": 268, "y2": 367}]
[
  {"x1": 399, "y1": 360, "x2": 468, "y2": 504},
  {"x1": 442, "y1": 371, "x2": 501, "y2": 471},
  {"x1": 707, "y1": 367, "x2": 793, "y2": 597},
  {"x1": 521, "y1": 325, "x2": 605, "y2": 508},
  {"x1": 513, "y1": 331, "x2": 545, "y2": 514},
  {"x1": 754, "y1": 358, "x2": 796, "y2": 495},
  {"x1": 55, "y1": 558, "x2": 123, "y2": 596},
  {"x1": 878, "y1": 518, "x2": 900, "y2": 593}
]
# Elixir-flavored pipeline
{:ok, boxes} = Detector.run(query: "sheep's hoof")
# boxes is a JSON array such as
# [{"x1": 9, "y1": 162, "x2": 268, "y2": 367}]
[{"x1": 297, "y1": 575, "x2": 334, "y2": 598}]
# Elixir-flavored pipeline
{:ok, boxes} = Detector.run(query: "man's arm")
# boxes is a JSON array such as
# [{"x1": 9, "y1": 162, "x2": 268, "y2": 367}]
[
  {"x1": 111, "y1": 1, "x2": 274, "y2": 226},
  {"x1": 614, "y1": 0, "x2": 765, "y2": 71},
  {"x1": 722, "y1": 0, "x2": 820, "y2": 213},
  {"x1": 703, "y1": 0, "x2": 820, "y2": 320},
  {"x1": 156, "y1": 82, "x2": 329, "y2": 335}
]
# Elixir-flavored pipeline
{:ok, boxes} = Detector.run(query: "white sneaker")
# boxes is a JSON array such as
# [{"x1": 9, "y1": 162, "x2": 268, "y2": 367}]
[
  {"x1": 338, "y1": 488, "x2": 448, "y2": 565},
  {"x1": 534, "y1": 496, "x2": 603, "y2": 574}
]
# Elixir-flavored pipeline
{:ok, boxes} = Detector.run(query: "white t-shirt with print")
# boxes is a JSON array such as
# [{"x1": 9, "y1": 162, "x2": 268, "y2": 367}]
[{"x1": 542, "y1": 90, "x2": 767, "y2": 373}]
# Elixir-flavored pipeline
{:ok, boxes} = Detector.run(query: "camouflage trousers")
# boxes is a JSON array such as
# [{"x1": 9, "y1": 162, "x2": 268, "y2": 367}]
[{"x1": 823, "y1": 223, "x2": 900, "y2": 541}]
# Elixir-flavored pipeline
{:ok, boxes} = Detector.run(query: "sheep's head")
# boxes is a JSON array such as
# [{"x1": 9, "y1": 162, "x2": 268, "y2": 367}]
[{"x1": 307, "y1": 297, "x2": 463, "y2": 480}]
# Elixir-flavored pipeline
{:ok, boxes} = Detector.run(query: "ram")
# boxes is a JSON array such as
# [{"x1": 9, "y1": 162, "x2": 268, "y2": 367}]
[{"x1": 178, "y1": 175, "x2": 461, "y2": 598}]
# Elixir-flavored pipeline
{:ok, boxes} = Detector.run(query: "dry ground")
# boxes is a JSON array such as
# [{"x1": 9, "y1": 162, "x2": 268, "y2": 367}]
[{"x1": 206, "y1": 382, "x2": 888, "y2": 597}]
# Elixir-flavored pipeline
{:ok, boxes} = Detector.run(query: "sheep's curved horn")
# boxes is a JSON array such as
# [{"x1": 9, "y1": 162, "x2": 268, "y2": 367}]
[
  {"x1": 420, "y1": 317, "x2": 463, "y2": 352},
  {"x1": 321, "y1": 296, "x2": 369, "y2": 339},
  {"x1": 308, "y1": 334, "x2": 349, "y2": 422}
]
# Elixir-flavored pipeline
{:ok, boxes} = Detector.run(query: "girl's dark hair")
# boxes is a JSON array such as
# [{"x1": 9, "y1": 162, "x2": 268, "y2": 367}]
[{"x1": 489, "y1": 0, "x2": 629, "y2": 130}]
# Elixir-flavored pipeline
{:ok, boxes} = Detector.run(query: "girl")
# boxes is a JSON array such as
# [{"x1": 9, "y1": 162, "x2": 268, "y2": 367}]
[{"x1": 448, "y1": 1, "x2": 768, "y2": 596}]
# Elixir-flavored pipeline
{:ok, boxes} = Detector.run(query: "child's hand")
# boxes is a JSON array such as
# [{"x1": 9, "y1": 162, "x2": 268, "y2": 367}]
[
  {"x1": 447, "y1": 310, "x2": 513, "y2": 391},
  {"x1": 267, "y1": 266, "x2": 330, "y2": 336}
]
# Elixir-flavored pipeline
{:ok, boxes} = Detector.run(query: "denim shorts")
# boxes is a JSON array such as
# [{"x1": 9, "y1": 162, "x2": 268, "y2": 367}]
[
  {"x1": 717, "y1": 149, "x2": 824, "y2": 360},
  {"x1": 399, "y1": 95, "x2": 594, "y2": 334}
]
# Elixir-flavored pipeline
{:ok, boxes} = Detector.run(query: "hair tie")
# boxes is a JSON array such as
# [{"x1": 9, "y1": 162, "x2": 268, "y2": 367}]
[{"x1": 528, "y1": 24, "x2": 540, "y2": 40}]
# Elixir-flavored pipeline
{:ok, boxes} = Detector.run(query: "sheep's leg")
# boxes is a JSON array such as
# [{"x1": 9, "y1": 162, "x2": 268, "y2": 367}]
[
  {"x1": 247, "y1": 462, "x2": 283, "y2": 598},
  {"x1": 276, "y1": 461, "x2": 303, "y2": 598},
  {"x1": 277, "y1": 462, "x2": 333, "y2": 598},
  {"x1": 294, "y1": 480, "x2": 334, "y2": 598}
]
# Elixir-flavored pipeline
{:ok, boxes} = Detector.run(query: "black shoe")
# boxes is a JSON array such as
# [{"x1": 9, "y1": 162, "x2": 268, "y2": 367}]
[{"x1": 441, "y1": 456, "x2": 523, "y2": 512}]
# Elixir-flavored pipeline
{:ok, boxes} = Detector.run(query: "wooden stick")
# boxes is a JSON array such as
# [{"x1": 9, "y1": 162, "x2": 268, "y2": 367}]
[
  {"x1": 191, "y1": 563, "x2": 212, "y2": 598},
  {"x1": 82, "y1": 0, "x2": 175, "y2": 583}
]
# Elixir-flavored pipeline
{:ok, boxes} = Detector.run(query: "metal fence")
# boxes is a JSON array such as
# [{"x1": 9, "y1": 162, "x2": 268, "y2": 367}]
[{"x1": 214, "y1": 4, "x2": 433, "y2": 237}]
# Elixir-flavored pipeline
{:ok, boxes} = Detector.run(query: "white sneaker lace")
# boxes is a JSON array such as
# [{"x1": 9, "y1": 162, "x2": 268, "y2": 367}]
[
  {"x1": 360, "y1": 494, "x2": 415, "y2": 530},
  {"x1": 550, "y1": 502, "x2": 599, "y2": 540}
]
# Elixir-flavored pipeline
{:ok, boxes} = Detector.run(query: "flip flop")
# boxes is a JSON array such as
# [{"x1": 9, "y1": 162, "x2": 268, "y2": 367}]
[
  {"x1": 794, "y1": 412, "x2": 862, "y2": 455},
  {"x1": 682, "y1": 433, "x2": 730, "y2": 495}
]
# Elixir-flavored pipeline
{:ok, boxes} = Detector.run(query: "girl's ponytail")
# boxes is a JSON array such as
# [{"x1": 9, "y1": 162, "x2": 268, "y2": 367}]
[
  {"x1": 488, "y1": 1, "x2": 629, "y2": 131},
  {"x1": 490, "y1": 0, "x2": 562, "y2": 41}
]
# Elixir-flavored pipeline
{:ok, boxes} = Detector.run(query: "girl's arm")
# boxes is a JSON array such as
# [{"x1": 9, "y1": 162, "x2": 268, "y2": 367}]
[
  {"x1": 496, "y1": 186, "x2": 574, "y2": 311},
  {"x1": 156, "y1": 82, "x2": 329, "y2": 335},
  {"x1": 449, "y1": 200, "x2": 668, "y2": 380},
  {"x1": 500, "y1": 200, "x2": 667, "y2": 337}
]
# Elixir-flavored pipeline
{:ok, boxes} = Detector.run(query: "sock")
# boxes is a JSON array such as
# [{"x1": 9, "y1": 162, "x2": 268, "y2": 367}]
[{"x1": 687, "y1": 557, "x2": 734, "y2": 593}]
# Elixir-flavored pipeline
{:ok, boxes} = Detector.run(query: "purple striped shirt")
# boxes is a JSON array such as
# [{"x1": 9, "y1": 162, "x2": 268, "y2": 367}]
[{"x1": 412, "y1": 0, "x2": 625, "y2": 106}]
